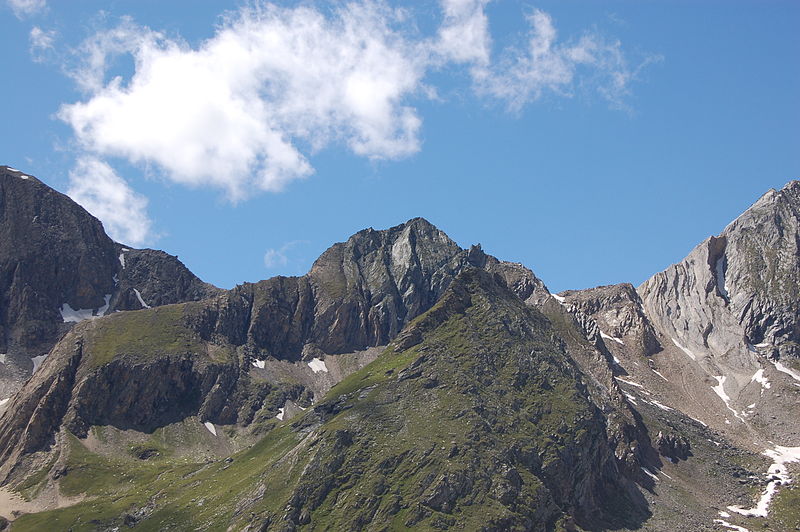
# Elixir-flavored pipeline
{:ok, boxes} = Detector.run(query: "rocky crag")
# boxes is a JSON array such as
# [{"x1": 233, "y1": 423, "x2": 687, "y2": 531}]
[{"x1": 0, "y1": 166, "x2": 219, "y2": 398}]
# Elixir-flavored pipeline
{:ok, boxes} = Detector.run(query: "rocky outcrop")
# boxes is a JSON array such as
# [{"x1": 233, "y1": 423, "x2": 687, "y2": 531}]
[
  {"x1": 639, "y1": 180, "x2": 800, "y2": 364},
  {"x1": 0, "y1": 167, "x2": 218, "y2": 396},
  {"x1": 559, "y1": 283, "x2": 662, "y2": 357}
]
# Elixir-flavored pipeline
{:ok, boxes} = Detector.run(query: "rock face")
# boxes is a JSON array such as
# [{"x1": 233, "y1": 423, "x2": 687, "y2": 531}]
[
  {"x1": 639, "y1": 180, "x2": 800, "y2": 363},
  {"x1": 0, "y1": 167, "x2": 218, "y2": 396}
]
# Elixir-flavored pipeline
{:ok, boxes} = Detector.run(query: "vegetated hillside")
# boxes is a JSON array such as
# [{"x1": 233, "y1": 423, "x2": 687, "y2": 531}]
[{"x1": 5, "y1": 269, "x2": 652, "y2": 531}]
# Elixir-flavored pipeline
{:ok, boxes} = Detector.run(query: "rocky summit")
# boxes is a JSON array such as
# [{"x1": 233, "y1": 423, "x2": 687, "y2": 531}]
[{"x1": 0, "y1": 169, "x2": 799, "y2": 532}]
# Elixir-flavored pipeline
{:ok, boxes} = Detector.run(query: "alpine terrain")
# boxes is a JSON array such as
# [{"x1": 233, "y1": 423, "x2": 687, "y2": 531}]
[{"x1": 0, "y1": 166, "x2": 799, "y2": 532}]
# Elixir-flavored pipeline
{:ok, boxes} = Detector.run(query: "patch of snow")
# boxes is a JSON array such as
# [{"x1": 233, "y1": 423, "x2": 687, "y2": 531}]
[
  {"x1": 0, "y1": 353, "x2": 5, "y2": 364},
  {"x1": 612, "y1": 355, "x2": 622, "y2": 365},
  {"x1": 650, "y1": 399, "x2": 673, "y2": 411},
  {"x1": 641, "y1": 467, "x2": 659, "y2": 482},
  {"x1": 203, "y1": 421, "x2": 217, "y2": 436},
  {"x1": 615, "y1": 377, "x2": 644, "y2": 388},
  {"x1": 307, "y1": 358, "x2": 328, "y2": 373},
  {"x1": 715, "y1": 255, "x2": 729, "y2": 300},
  {"x1": 713, "y1": 520, "x2": 749, "y2": 532},
  {"x1": 252, "y1": 359, "x2": 266, "y2": 369},
  {"x1": 7, "y1": 167, "x2": 20, "y2": 172},
  {"x1": 672, "y1": 338, "x2": 696, "y2": 360},
  {"x1": 660, "y1": 470, "x2": 673, "y2": 480},
  {"x1": 754, "y1": 342, "x2": 770, "y2": 348},
  {"x1": 276, "y1": 408, "x2": 285, "y2": 421},
  {"x1": 652, "y1": 369, "x2": 669, "y2": 382},
  {"x1": 112, "y1": 274, "x2": 119, "y2": 284},
  {"x1": 119, "y1": 252, "x2": 126, "y2": 269},
  {"x1": 60, "y1": 303, "x2": 95, "y2": 322},
  {"x1": 773, "y1": 361, "x2": 800, "y2": 382},
  {"x1": 712, "y1": 376, "x2": 746, "y2": 423},
  {"x1": 600, "y1": 331, "x2": 624, "y2": 345},
  {"x1": 20, "y1": 175, "x2": 30, "y2": 180},
  {"x1": 60, "y1": 294, "x2": 111, "y2": 323},
  {"x1": 708, "y1": 439, "x2": 721, "y2": 446},
  {"x1": 727, "y1": 446, "x2": 800, "y2": 519},
  {"x1": 623, "y1": 391, "x2": 638, "y2": 405},
  {"x1": 133, "y1": 288, "x2": 151, "y2": 309},
  {"x1": 718, "y1": 511, "x2": 731, "y2": 518},
  {"x1": 0, "y1": 398, "x2": 8, "y2": 407},
  {"x1": 551, "y1": 293, "x2": 566, "y2": 304},
  {"x1": 751, "y1": 369, "x2": 771, "y2": 393},
  {"x1": 747, "y1": 403, "x2": 756, "y2": 409},
  {"x1": 689, "y1": 416, "x2": 708, "y2": 427},
  {"x1": 31, "y1": 354, "x2": 47, "y2": 373}
]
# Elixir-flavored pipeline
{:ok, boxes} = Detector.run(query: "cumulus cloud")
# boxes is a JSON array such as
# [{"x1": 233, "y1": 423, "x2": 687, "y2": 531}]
[
  {"x1": 67, "y1": 157, "x2": 153, "y2": 246},
  {"x1": 29, "y1": 26, "x2": 56, "y2": 62},
  {"x1": 479, "y1": 9, "x2": 641, "y2": 111},
  {"x1": 7, "y1": 0, "x2": 45, "y2": 18},
  {"x1": 59, "y1": 4, "x2": 428, "y2": 201},
  {"x1": 56, "y1": 1, "x2": 650, "y2": 203},
  {"x1": 436, "y1": 0, "x2": 491, "y2": 67}
]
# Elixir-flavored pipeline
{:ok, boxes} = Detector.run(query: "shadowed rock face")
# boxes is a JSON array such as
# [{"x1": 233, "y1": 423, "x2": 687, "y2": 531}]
[
  {"x1": 0, "y1": 167, "x2": 219, "y2": 395},
  {"x1": 639, "y1": 180, "x2": 800, "y2": 362}
]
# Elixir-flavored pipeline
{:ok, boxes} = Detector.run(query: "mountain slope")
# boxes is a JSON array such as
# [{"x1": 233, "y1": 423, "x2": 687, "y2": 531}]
[
  {"x1": 0, "y1": 166, "x2": 219, "y2": 399},
  {"x1": 6, "y1": 269, "x2": 651, "y2": 532}
]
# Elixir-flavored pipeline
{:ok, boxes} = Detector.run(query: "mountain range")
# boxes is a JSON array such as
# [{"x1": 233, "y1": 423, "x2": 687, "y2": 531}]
[{"x1": 0, "y1": 165, "x2": 798, "y2": 531}]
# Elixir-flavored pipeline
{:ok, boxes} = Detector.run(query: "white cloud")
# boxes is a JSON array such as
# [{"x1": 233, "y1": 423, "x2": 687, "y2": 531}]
[
  {"x1": 7, "y1": 0, "x2": 45, "y2": 18},
  {"x1": 29, "y1": 26, "x2": 56, "y2": 62},
  {"x1": 59, "y1": 3, "x2": 428, "y2": 201},
  {"x1": 436, "y1": 0, "x2": 491, "y2": 67},
  {"x1": 67, "y1": 156, "x2": 153, "y2": 246},
  {"x1": 264, "y1": 240, "x2": 307, "y2": 269},
  {"x1": 478, "y1": 9, "x2": 640, "y2": 111},
  {"x1": 56, "y1": 2, "x2": 650, "y2": 203}
]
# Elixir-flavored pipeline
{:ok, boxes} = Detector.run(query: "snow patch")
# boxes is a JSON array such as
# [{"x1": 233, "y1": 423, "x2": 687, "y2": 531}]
[
  {"x1": 615, "y1": 377, "x2": 644, "y2": 388},
  {"x1": 713, "y1": 520, "x2": 749, "y2": 532},
  {"x1": 20, "y1": 175, "x2": 30, "y2": 180},
  {"x1": 649, "y1": 399, "x2": 673, "y2": 412},
  {"x1": 641, "y1": 467, "x2": 659, "y2": 482},
  {"x1": 718, "y1": 511, "x2": 731, "y2": 518},
  {"x1": 551, "y1": 293, "x2": 566, "y2": 304},
  {"x1": 727, "y1": 446, "x2": 800, "y2": 518},
  {"x1": 773, "y1": 361, "x2": 800, "y2": 382},
  {"x1": 652, "y1": 370, "x2": 669, "y2": 382},
  {"x1": 712, "y1": 376, "x2": 745, "y2": 423},
  {"x1": 308, "y1": 358, "x2": 328, "y2": 373},
  {"x1": 0, "y1": 398, "x2": 8, "y2": 407},
  {"x1": 747, "y1": 403, "x2": 756, "y2": 409},
  {"x1": 0, "y1": 353, "x2": 5, "y2": 364},
  {"x1": 750, "y1": 369, "x2": 770, "y2": 394},
  {"x1": 623, "y1": 391, "x2": 638, "y2": 405},
  {"x1": 7, "y1": 167, "x2": 20, "y2": 172},
  {"x1": 60, "y1": 295, "x2": 111, "y2": 322},
  {"x1": 672, "y1": 338, "x2": 696, "y2": 360},
  {"x1": 600, "y1": 331, "x2": 624, "y2": 345},
  {"x1": 133, "y1": 288, "x2": 151, "y2": 309},
  {"x1": 119, "y1": 252, "x2": 126, "y2": 269},
  {"x1": 689, "y1": 416, "x2": 707, "y2": 427},
  {"x1": 31, "y1": 354, "x2": 47, "y2": 373},
  {"x1": 276, "y1": 408, "x2": 285, "y2": 421},
  {"x1": 203, "y1": 421, "x2": 217, "y2": 436},
  {"x1": 252, "y1": 359, "x2": 266, "y2": 369}
]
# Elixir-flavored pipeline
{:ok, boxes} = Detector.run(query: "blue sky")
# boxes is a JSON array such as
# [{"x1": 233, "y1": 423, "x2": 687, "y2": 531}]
[{"x1": 1, "y1": 0, "x2": 798, "y2": 293}]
